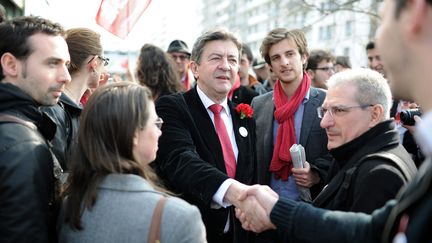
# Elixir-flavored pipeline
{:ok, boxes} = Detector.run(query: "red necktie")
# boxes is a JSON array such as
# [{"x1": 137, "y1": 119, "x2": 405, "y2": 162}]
[{"x1": 209, "y1": 104, "x2": 236, "y2": 178}]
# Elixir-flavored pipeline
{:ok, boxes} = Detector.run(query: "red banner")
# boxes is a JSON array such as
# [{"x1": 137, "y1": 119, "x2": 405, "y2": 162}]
[{"x1": 95, "y1": 0, "x2": 152, "y2": 39}]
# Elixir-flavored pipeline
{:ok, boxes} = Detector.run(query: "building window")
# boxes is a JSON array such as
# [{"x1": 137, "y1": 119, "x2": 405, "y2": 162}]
[
  {"x1": 326, "y1": 25, "x2": 335, "y2": 40},
  {"x1": 344, "y1": 47, "x2": 350, "y2": 56},
  {"x1": 345, "y1": 21, "x2": 353, "y2": 37},
  {"x1": 319, "y1": 26, "x2": 325, "y2": 40}
]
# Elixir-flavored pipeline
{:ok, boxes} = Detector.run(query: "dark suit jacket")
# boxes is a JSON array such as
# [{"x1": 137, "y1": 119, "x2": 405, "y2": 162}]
[
  {"x1": 155, "y1": 87, "x2": 256, "y2": 243},
  {"x1": 231, "y1": 85, "x2": 258, "y2": 105},
  {"x1": 251, "y1": 87, "x2": 333, "y2": 197}
]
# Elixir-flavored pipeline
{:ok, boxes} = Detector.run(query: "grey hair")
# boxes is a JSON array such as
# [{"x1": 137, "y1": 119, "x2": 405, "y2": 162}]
[
  {"x1": 327, "y1": 68, "x2": 392, "y2": 119},
  {"x1": 190, "y1": 27, "x2": 242, "y2": 64}
]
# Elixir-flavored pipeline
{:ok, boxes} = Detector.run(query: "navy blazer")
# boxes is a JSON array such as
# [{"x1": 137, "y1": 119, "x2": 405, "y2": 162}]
[
  {"x1": 251, "y1": 87, "x2": 333, "y2": 197},
  {"x1": 155, "y1": 87, "x2": 256, "y2": 243}
]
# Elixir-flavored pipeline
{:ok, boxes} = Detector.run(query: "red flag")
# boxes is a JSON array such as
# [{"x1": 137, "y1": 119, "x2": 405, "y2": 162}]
[
  {"x1": 121, "y1": 58, "x2": 129, "y2": 69},
  {"x1": 96, "y1": 0, "x2": 152, "y2": 39}
]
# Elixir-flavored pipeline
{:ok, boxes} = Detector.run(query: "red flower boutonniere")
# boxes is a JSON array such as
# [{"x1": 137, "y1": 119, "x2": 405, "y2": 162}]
[{"x1": 236, "y1": 103, "x2": 254, "y2": 119}]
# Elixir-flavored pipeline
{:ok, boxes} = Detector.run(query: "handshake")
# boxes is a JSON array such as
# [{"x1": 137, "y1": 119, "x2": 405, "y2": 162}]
[
  {"x1": 227, "y1": 144, "x2": 319, "y2": 233},
  {"x1": 230, "y1": 183, "x2": 279, "y2": 233}
]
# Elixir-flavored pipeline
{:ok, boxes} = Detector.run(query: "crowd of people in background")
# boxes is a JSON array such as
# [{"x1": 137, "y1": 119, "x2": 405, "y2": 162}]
[{"x1": 0, "y1": 0, "x2": 431, "y2": 242}]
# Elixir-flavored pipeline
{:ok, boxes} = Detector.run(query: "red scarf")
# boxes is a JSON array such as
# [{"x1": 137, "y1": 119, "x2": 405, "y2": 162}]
[
  {"x1": 183, "y1": 70, "x2": 191, "y2": 91},
  {"x1": 269, "y1": 72, "x2": 311, "y2": 180},
  {"x1": 228, "y1": 74, "x2": 241, "y2": 100}
]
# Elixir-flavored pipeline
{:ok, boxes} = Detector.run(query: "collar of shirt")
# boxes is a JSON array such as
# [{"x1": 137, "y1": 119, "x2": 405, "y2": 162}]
[
  {"x1": 196, "y1": 85, "x2": 231, "y2": 118},
  {"x1": 304, "y1": 88, "x2": 311, "y2": 102}
]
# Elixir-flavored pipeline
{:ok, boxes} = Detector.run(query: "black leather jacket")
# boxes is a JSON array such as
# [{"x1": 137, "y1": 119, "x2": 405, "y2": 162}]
[
  {"x1": 0, "y1": 83, "x2": 58, "y2": 243},
  {"x1": 43, "y1": 93, "x2": 82, "y2": 170}
]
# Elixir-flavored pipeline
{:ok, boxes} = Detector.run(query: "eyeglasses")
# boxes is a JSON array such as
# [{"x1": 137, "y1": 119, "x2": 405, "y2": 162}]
[
  {"x1": 317, "y1": 104, "x2": 374, "y2": 118},
  {"x1": 155, "y1": 117, "x2": 164, "y2": 129},
  {"x1": 170, "y1": 54, "x2": 190, "y2": 61},
  {"x1": 88, "y1": 55, "x2": 110, "y2": 66},
  {"x1": 313, "y1": 67, "x2": 335, "y2": 72}
]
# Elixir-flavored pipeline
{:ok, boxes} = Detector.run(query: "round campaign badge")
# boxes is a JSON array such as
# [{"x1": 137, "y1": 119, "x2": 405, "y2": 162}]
[{"x1": 239, "y1": 127, "x2": 248, "y2": 137}]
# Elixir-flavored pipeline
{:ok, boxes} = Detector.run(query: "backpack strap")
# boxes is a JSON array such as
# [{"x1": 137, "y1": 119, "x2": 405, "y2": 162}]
[
  {"x1": 340, "y1": 151, "x2": 416, "y2": 201},
  {"x1": 0, "y1": 113, "x2": 65, "y2": 199},
  {"x1": 148, "y1": 196, "x2": 167, "y2": 243},
  {"x1": 0, "y1": 113, "x2": 37, "y2": 130},
  {"x1": 362, "y1": 152, "x2": 416, "y2": 181}
]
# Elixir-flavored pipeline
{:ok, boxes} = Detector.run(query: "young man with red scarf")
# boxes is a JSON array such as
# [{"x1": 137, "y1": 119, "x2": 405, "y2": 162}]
[{"x1": 252, "y1": 28, "x2": 333, "y2": 201}]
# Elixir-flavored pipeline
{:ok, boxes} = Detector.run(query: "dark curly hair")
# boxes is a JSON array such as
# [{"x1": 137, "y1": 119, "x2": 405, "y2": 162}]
[{"x1": 136, "y1": 44, "x2": 182, "y2": 99}]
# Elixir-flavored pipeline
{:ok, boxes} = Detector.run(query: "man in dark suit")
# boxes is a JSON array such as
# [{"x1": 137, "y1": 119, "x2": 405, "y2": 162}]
[
  {"x1": 251, "y1": 28, "x2": 332, "y2": 201},
  {"x1": 155, "y1": 29, "x2": 256, "y2": 243}
]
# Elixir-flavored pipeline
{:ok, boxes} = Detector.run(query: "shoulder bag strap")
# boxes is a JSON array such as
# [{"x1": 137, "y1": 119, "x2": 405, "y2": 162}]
[
  {"x1": 0, "y1": 113, "x2": 64, "y2": 198},
  {"x1": 148, "y1": 196, "x2": 167, "y2": 243},
  {"x1": 363, "y1": 152, "x2": 416, "y2": 181},
  {"x1": 0, "y1": 113, "x2": 37, "y2": 130}
]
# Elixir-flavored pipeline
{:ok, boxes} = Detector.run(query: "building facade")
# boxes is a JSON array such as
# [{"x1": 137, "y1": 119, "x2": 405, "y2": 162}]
[{"x1": 201, "y1": 0, "x2": 382, "y2": 68}]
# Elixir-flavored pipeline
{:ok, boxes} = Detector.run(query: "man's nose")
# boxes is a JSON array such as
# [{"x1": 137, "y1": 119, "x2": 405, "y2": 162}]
[
  {"x1": 280, "y1": 56, "x2": 289, "y2": 65},
  {"x1": 320, "y1": 111, "x2": 334, "y2": 128},
  {"x1": 59, "y1": 65, "x2": 71, "y2": 84},
  {"x1": 218, "y1": 57, "x2": 230, "y2": 70}
]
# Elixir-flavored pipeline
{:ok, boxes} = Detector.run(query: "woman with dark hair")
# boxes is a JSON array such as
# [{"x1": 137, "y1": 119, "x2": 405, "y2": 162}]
[
  {"x1": 136, "y1": 44, "x2": 183, "y2": 100},
  {"x1": 58, "y1": 82, "x2": 206, "y2": 243}
]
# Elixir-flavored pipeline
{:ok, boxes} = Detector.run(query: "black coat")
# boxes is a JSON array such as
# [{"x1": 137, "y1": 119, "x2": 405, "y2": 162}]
[
  {"x1": 155, "y1": 87, "x2": 256, "y2": 243},
  {"x1": 43, "y1": 93, "x2": 82, "y2": 170},
  {"x1": 231, "y1": 85, "x2": 258, "y2": 105},
  {"x1": 0, "y1": 83, "x2": 58, "y2": 243},
  {"x1": 313, "y1": 120, "x2": 417, "y2": 213}
]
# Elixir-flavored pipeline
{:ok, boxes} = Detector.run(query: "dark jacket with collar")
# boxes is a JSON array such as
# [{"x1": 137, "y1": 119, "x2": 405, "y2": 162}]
[
  {"x1": 154, "y1": 87, "x2": 256, "y2": 243},
  {"x1": 313, "y1": 120, "x2": 417, "y2": 213},
  {"x1": 270, "y1": 156, "x2": 432, "y2": 243},
  {"x1": 232, "y1": 85, "x2": 258, "y2": 105},
  {"x1": 43, "y1": 93, "x2": 82, "y2": 170},
  {"x1": 0, "y1": 83, "x2": 58, "y2": 243}
]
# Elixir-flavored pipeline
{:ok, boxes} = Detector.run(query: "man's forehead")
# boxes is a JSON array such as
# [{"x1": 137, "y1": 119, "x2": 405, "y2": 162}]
[
  {"x1": 170, "y1": 51, "x2": 189, "y2": 56},
  {"x1": 367, "y1": 48, "x2": 379, "y2": 54},
  {"x1": 323, "y1": 93, "x2": 355, "y2": 106},
  {"x1": 318, "y1": 60, "x2": 333, "y2": 65},
  {"x1": 28, "y1": 34, "x2": 70, "y2": 61},
  {"x1": 203, "y1": 40, "x2": 239, "y2": 56},
  {"x1": 270, "y1": 39, "x2": 299, "y2": 54}
]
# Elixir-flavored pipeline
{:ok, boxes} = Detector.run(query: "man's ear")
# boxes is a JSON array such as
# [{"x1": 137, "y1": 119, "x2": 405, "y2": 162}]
[
  {"x1": 369, "y1": 104, "x2": 384, "y2": 127},
  {"x1": 1, "y1": 53, "x2": 19, "y2": 77},
  {"x1": 302, "y1": 53, "x2": 309, "y2": 66},
  {"x1": 306, "y1": 69, "x2": 315, "y2": 80},
  {"x1": 133, "y1": 131, "x2": 139, "y2": 147},
  {"x1": 190, "y1": 61, "x2": 199, "y2": 80},
  {"x1": 409, "y1": 0, "x2": 429, "y2": 34},
  {"x1": 88, "y1": 56, "x2": 98, "y2": 71}
]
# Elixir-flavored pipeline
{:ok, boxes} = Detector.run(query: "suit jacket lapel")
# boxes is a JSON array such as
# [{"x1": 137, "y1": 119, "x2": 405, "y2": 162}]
[
  {"x1": 262, "y1": 95, "x2": 275, "y2": 162},
  {"x1": 230, "y1": 100, "x2": 255, "y2": 181},
  {"x1": 300, "y1": 88, "x2": 320, "y2": 145},
  {"x1": 183, "y1": 88, "x2": 226, "y2": 172},
  {"x1": 312, "y1": 170, "x2": 345, "y2": 207},
  {"x1": 230, "y1": 102, "x2": 245, "y2": 177}
]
